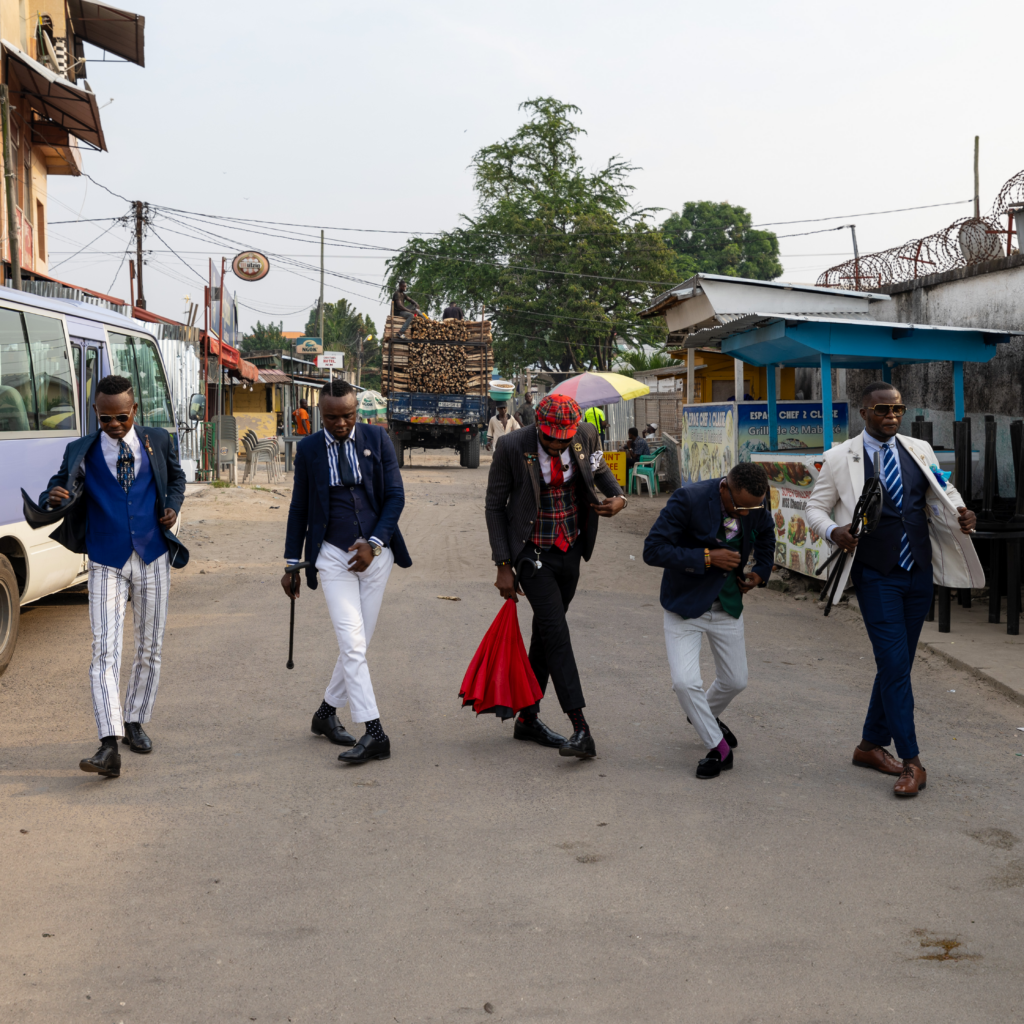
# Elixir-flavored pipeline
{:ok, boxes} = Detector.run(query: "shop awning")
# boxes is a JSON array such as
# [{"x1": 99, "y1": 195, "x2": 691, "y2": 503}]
[
  {"x1": 258, "y1": 369, "x2": 292, "y2": 384},
  {"x1": 205, "y1": 336, "x2": 239, "y2": 369},
  {"x1": 238, "y1": 359, "x2": 259, "y2": 382},
  {"x1": 2, "y1": 43, "x2": 106, "y2": 150},
  {"x1": 67, "y1": 1, "x2": 145, "y2": 67}
]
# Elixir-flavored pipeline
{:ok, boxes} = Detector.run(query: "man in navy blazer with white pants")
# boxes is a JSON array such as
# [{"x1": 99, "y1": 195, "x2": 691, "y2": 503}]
[
  {"x1": 644, "y1": 464, "x2": 774, "y2": 779},
  {"x1": 281, "y1": 381, "x2": 411, "y2": 765}
]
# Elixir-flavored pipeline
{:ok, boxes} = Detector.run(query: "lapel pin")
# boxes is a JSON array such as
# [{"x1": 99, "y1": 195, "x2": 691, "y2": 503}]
[{"x1": 363, "y1": 449, "x2": 371, "y2": 457}]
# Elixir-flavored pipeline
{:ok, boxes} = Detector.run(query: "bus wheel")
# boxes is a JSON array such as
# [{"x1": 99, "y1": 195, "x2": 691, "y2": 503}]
[{"x1": 0, "y1": 554, "x2": 20, "y2": 678}]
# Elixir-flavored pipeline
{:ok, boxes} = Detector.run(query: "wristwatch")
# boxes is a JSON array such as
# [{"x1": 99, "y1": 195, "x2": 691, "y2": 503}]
[{"x1": 370, "y1": 542, "x2": 383, "y2": 558}]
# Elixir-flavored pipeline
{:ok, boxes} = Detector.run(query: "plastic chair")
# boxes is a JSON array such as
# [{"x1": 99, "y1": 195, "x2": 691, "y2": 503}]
[
  {"x1": 241, "y1": 429, "x2": 279, "y2": 484},
  {"x1": 630, "y1": 450, "x2": 662, "y2": 496}
]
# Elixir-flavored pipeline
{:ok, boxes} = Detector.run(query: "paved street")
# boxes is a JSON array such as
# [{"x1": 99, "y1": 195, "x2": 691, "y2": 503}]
[{"x1": 2, "y1": 454, "x2": 1023, "y2": 1024}]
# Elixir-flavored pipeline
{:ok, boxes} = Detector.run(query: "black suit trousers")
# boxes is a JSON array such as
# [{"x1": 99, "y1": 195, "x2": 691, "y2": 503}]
[{"x1": 518, "y1": 542, "x2": 585, "y2": 714}]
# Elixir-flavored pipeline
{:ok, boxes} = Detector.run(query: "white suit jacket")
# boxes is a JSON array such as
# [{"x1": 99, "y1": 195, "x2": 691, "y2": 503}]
[{"x1": 805, "y1": 433, "x2": 984, "y2": 593}]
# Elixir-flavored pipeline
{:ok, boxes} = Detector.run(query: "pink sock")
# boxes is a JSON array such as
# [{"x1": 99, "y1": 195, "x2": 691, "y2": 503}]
[{"x1": 716, "y1": 737, "x2": 731, "y2": 760}]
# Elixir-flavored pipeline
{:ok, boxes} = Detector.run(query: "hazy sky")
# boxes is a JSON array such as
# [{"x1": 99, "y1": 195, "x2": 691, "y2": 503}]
[{"x1": 46, "y1": 0, "x2": 1024, "y2": 337}]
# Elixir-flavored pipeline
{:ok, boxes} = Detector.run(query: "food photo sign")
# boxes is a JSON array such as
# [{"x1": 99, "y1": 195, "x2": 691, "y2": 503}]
[
  {"x1": 679, "y1": 403, "x2": 735, "y2": 484},
  {"x1": 750, "y1": 454, "x2": 830, "y2": 577}
]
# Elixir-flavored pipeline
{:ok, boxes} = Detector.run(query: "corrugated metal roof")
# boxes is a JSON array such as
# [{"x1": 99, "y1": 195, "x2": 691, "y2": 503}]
[{"x1": 258, "y1": 369, "x2": 292, "y2": 384}]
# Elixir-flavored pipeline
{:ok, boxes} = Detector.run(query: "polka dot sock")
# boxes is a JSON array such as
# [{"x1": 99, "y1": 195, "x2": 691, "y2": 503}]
[
  {"x1": 365, "y1": 718, "x2": 387, "y2": 742},
  {"x1": 314, "y1": 701, "x2": 336, "y2": 721},
  {"x1": 566, "y1": 708, "x2": 589, "y2": 735}
]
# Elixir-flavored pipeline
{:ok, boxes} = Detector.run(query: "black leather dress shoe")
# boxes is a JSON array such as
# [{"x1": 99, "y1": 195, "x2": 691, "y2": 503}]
[
  {"x1": 122, "y1": 722, "x2": 152, "y2": 754},
  {"x1": 696, "y1": 748, "x2": 734, "y2": 779},
  {"x1": 687, "y1": 716, "x2": 738, "y2": 749},
  {"x1": 80, "y1": 742, "x2": 121, "y2": 777},
  {"x1": 338, "y1": 734, "x2": 391, "y2": 765},
  {"x1": 513, "y1": 716, "x2": 567, "y2": 748},
  {"x1": 559, "y1": 730, "x2": 596, "y2": 758},
  {"x1": 311, "y1": 714, "x2": 356, "y2": 746}
]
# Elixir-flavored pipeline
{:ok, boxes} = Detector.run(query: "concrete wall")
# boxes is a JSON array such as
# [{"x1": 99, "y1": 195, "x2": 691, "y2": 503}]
[{"x1": 794, "y1": 256, "x2": 1024, "y2": 493}]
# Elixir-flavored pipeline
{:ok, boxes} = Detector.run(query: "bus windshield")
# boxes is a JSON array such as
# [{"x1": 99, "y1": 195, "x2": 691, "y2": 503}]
[{"x1": 107, "y1": 332, "x2": 177, "y2": 444}]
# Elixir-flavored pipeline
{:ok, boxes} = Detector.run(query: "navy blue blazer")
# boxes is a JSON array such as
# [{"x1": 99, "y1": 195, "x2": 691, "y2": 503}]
[
  {"x1": 643, "y1": 477, "x2": 774, "y2": 619},
  {"x1": 284, "y1": 424, "x2": 411, "y2": 589},
  {"x1": 40, "y1": 426, "x2": 189, "y2": 569}
]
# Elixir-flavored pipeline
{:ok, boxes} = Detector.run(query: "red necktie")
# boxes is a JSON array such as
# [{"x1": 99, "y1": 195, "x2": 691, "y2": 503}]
[{"x1": 549, "y1": 452, "x2": 571, "y2": 551}]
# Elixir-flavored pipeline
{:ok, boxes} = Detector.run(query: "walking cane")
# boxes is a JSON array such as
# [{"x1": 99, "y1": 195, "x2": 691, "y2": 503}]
[{"x1": 284, "y1": 561, "x2": 311, "y2": 669}]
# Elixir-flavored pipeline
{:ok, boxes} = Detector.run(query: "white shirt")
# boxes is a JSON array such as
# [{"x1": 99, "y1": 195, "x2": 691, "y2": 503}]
[
  {"x1": 537, "y1": 437, "x2": 574, "y2": 484},
  {"x1": 487, "y1": 414, "x2": 520, "y2": 445},
  {"x1": 825, "y1": 431, "x2": 901, "y2": 542},
  {"x1": 98, "y1": 425, "x2": 141, "y2": 480},
  {"x1": 325, "y1": 426, "x2": 364, "y2": 486}
]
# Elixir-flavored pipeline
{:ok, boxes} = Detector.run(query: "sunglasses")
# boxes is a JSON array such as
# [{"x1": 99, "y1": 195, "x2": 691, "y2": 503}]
[
  {"x1": 865, "y1": 404, "x2": 907, "y2": 416},
  {"x1": 99, "y1": 414, "x2": 131, "y2": 424},
  {"x1": 724, "y1": 482, "x2": 765, "y2": 511}
]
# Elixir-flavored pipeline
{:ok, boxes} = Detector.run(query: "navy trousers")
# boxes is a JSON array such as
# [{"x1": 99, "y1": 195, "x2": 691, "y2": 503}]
[{"x1": 853, "y1": 563, "x2": 934, "y2": 760}]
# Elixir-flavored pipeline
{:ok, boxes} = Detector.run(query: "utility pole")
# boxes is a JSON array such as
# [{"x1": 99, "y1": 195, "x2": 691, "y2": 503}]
[
  {"x1": 134, "y1": 200, "x2": 146, "y2": 309},
  {"x1": 1, "y1": 84, "x2": 21, "y2": 290},
  {"x1": 318, "y1": 229, "x2": 326, "y2": 354},
  {"x1": 846, "y1": 224, "x2": 860, "y2": 288},
  {"x1": 973, "y1": 135, "x2": 980, "y2": 220}
]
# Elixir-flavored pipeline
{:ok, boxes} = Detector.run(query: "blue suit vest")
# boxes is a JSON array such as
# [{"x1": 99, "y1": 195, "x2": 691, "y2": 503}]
[{"x1": 84, "y1": 438, "x2": 168, "y2": 568}]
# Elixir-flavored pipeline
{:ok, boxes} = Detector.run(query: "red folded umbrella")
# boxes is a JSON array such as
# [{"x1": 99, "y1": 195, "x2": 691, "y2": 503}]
[{"x1": 459, "y1": 599, "x2": 543, "y2": 720}]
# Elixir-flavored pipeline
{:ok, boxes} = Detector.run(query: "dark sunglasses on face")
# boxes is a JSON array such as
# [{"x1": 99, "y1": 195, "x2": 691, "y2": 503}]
[
  {"x1": 865, "y1": 404, "x2": 907, "y2": 416},
  {"x1": 99, "y1": 414, "x2": 131, "y2": 424},
  {"x1": 724, "y1": 482, "x2": 765, "y2": 511}
]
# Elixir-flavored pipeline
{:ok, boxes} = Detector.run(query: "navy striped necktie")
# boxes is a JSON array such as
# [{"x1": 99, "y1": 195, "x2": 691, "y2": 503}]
[
  {"x1": 117, "y1": 439, "x2": 135, "y2": 493},
  {"x1": 881, "y1": 442, "x2": 914, "y2": 570}
]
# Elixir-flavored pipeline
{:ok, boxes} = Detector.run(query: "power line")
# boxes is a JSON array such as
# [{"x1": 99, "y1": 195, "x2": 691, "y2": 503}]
[
  {"x1": 82, "y1": 173, "x2": 130, "y2": 203},
  {"x1": 753, "y1": 199, "x2": 972, "y2": 227},
  {"x1": 151, "y1": 204, "x2": 442, "y2": 236}
]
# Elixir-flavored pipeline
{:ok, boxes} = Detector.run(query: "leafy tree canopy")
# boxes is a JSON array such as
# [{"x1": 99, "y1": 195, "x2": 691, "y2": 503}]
[
  {"x1": 384, "y1": 98, "x2": 675, "y2": 374},
  {"x1": 660, "y1": 201, "x2": 782, "y2": 281},
  {"x1": 304, "y1": 299, "x2": 381, "y2": 389},
  {"x1": 239, "y1": 320, "x2": 284, "y2": 355}
]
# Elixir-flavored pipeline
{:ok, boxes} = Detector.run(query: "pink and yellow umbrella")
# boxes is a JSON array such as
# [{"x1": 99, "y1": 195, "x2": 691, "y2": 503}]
[{"x1": 549, "y1": 371, "x2": 650, "y2": 408}]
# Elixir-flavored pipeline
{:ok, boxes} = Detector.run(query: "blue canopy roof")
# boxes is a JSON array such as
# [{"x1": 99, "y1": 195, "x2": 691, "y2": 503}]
[{"x1": 708, "y1": 313, "x2": 1011, "y2": 367}]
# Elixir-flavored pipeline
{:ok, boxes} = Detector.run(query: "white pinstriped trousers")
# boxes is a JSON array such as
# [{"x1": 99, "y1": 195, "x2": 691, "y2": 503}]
[{"x1": 87, "y1": 552, "x2": 170, "y2": 740}]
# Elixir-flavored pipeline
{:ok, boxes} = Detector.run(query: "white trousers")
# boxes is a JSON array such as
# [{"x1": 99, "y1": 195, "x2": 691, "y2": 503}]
[
  {"x1": 316, "y1": 540, "x2": 394, "y2": 723},
  {"x1": 663, "y1": 606, "x2": 748, "y2": 750},
  {"x1": 88, "y1": 552, "x2": 170, "y2": 740}
]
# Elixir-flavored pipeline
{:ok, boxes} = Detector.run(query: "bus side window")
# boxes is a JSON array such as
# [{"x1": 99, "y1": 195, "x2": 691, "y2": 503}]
[{"x1": 84, "y1": 348, "x2": 99, "y2": 434}]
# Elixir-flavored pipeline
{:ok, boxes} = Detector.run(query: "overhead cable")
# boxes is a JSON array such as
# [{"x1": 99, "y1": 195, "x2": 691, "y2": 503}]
[{"x1": 753, "y1": 199, "x2": 972, "y2": 227}]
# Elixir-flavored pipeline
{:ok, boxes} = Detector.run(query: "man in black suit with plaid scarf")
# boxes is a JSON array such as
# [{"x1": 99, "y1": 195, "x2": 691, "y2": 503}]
[{"x1": 484, "y1": 393, "x2": 626, "y2": 759}]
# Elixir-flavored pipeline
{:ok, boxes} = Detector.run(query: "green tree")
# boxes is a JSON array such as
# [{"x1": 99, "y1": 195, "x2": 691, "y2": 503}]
[
  {"x1": 304, "y1": 299, "x2": 381, "y2": 389},
  {"x1": 239, "y1": 320, "x2": 284, "y2": 355},
  {"x1": 384, "y1": 98, "x2": 674, "y2": 374},
  {"x1": 660, "y1": 201, "x2": 782, "y2": 280}
]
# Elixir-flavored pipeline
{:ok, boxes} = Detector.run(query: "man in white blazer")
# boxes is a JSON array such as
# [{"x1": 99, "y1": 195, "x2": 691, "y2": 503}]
[{"x1": 806, "y1": 382, "x2": 980, "y2": 798}]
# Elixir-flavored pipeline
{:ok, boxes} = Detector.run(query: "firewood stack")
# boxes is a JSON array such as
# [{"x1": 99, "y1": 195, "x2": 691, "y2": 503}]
[
  {"x1": 407, "y1": 342, "x2": 468, "y2": 393},
  {"x1": 383, "y1": 315, "x2": 493, "y2": 344}
]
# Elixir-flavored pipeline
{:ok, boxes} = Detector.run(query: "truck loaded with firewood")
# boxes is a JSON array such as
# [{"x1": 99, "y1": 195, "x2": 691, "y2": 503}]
[{"x1": 381, "y1": 313, "x2": 494, "y2": 468}]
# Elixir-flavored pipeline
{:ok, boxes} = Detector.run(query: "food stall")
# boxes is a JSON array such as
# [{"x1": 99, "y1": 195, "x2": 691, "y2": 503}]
[{"x1": 680, "y1": 313, "x2": 1013, "y2": 578}]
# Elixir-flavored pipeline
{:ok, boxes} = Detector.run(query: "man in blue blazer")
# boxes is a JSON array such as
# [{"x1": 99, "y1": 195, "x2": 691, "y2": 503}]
[
  {"x1": 41, "y1": 375, "x2": 187, "y2": 778},
  {"x1": 281, "y1": 381, "x2": 411, "y2": 765},
  {"x1": 644, "y1": 463, "x2": 773, "y2": 779}
]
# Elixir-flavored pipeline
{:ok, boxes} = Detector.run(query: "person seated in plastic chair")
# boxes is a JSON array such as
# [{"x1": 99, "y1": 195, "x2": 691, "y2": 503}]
[{"x1": 624, "y1": 427, "x2": 650, "y2": 472}]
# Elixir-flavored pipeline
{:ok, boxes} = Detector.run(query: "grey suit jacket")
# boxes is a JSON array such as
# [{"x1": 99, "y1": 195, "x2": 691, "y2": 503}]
[{"x1": 484, "y1": 421, "x2": 623, "y2": 566}]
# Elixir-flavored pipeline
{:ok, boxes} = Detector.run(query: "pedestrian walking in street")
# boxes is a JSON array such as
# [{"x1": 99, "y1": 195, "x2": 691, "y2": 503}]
[
  {"x1": 644, "y1": 463, "x2": 773, "y2": 779},
  {"x1": 39, "y1": 375, "x2": 188, "y2": 778},
  {"x1": 484, "y1": 393, "x2": 627, "y2": 758},
  {"x1": 486, "y1": 403, "x2": 520, "y2": 450},
  {"x1": 292, "y1": 399, "x2": 312, "y2": 436},
  {"x1": 806, "y1": 382, "x2": 981, "y2": 797},
  {"x1": 516, "y1": 392, "x2": 536, "y2": 427},
  {"x1": 281, "y1": 380, "x2": 411, "y2": 765}
]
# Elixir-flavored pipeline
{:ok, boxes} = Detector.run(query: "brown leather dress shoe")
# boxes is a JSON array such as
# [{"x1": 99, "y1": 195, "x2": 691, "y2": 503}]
[
  {"x1": 852, "y1": 744, "x2": 903, "y2": 776},
  {"x1": 893, "y1": 762, "x2": 927, "y2": 797}
]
